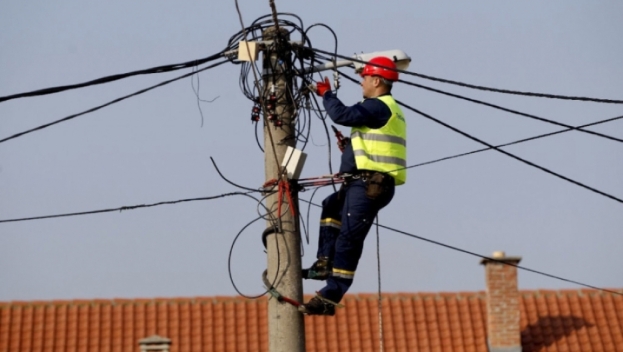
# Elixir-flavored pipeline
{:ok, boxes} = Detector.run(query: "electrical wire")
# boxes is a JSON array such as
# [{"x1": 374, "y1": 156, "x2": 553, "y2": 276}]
[
  {"x1": 340, "y1": 68, "x2": 623, "y2": 146},
  {"x1": 397, "y1": 100, "x2": 623, "y2": 204},
  {"x1": 298, "y1": 212, "x2": 309, "y2": 246},
  {"x1": 308, "y1": 88, "x2": 338, "y2": 192},
  {"x1": 299, "y1": 198, "x2": 623, "y2": 297},
  {"x1": 0, "y1": 51, "x2": 226, "y2": 104},
  {"x1": 307, "y1": 47, "x2": 623, "y2": 104},
  {"x1": 338, "y1": 68, "x2": 623, "y2": 179},
  {"x1": 305, "y1": 186, "x2": 323, "y2": 245},
  {"x1": 299, "y1": 68, "x2": 623, "y2": 294},
  {"x1": 227, "y1": 12, "x2": 345, "y2": 299},
  {"x1": 210, "y1": 157, "x2": 266, "y2": 193},
  {"x1": 232, "y1": 12, "x2": 339, "y2": 172},
  {"x1": 227, "y1": 189, "x2": 284, "y2": 299},
  {"x1": 225, "y1": 21, "x2": 623, "y2": 301},
  {"x1": 229, "y1": 193, "x2": 284, "y2": 301},
  {"x1": 0, "y1": 191, "x2": 255, "y2": 224},
  {"x1": 191, "y1": 65, "x2": 220, "y2": 127},
  {"x1": 375, "y1": 215, "x2": 384, "y2": 352},
  {"x1": 254, "y1": 121, "x2": 264, "y2": 152},
  {"x1": 376, "y1": 222, "x2": 623, "y2": 297},
  {"x1": 338, "y1": 72, "x2": 623, "y2": 203},
  {"x1": 0, "y1": 60, "x2": 228, "y2": 145},
  {"x1": 304, "y1": 23, "x2": 339, "y2": 95},
  {"x1": 403, "y1": 114, "x2": 623, "y2": 171},
  {"x1": 5, "y1": 186, "x2": 619, "y2": 297},
  {"x1": 397, "y1": 79, "x2": 623, "y2": 144},
  {"x1": 234, "y1": 1, "x2": 282, "y2": 177},
  {"x1": 228, "y1": 215, "x2": 269, "y2": 299}
]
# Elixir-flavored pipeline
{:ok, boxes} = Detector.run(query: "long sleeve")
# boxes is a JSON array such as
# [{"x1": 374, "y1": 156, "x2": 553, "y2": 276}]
[{"x1": 322, "y1": 92, "x2": 391, "y2": 128}]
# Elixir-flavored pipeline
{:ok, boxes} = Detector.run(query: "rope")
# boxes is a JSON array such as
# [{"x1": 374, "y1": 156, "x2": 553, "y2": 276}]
[{"x1": 376, "y1": 216, "x2": 384, "y2": 352}]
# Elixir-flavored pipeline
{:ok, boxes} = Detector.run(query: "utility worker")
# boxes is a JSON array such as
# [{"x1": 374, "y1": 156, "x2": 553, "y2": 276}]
[{"x1": 299, "y1": 56, "x2": 407, "y2": 315}]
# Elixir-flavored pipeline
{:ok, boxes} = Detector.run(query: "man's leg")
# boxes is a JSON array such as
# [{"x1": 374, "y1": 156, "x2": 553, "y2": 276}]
[
  {"x1": 319, "y1": 179, "x2": 379, "y2": 303},
  {"x1": 301, "y1": 177, "x2": 394, "y2": 315},
  {"x1": 303, "y1": 190, "x2": 344, "y2": 280},
  {"x1": 317, "y1": 190, "x2": 345, "y2": 259}
]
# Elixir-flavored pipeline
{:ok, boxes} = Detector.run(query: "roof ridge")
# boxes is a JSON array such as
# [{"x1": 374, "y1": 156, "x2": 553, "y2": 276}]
[
  {"x1": 519, "y1": 288, "x2": 623, "y2": 297},
  {"x1": 2, "y1": 288, "x2": 621, "y2": 307}
]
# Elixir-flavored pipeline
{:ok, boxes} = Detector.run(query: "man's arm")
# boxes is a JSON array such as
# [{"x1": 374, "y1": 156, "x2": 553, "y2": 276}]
[{"x1": 322, "y1": 91, "x2": 391, "y2": 128}]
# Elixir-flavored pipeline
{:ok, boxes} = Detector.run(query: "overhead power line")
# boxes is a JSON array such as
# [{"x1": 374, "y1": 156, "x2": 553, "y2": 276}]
[
  {"x1": 0, "y1": 60, "x2": 228, "y2": 145},
  {"x1": 0, "y1": 191, "x2": 255, "y2": 224},
  {"x1": 404, "y1": 114, "x2": 623, "y2": 171},
  {"x1": 4, "y1": 187, "x2": 620, "y2": 297},
  {"x1": 376, "y1": 223, "x2": 623, "y2": 297},
  {"x1": 397, "y1": 79, "x2": 623, "y2": 144},
  {"x1": 338, "y1": 68, "x2": 623, "y2": 177},
  {"x1": 0, "y1": 51, "x2": 226, "y2": 104},
  {"x1": 396, "y1": 100, "x2": 623, "y2": 204},
  {"x1": 299, "y1": 198, "x2": 623, "y2": 297},
  {"x1": 309, "y1": 47, "x2": 623, "y2": 104}
]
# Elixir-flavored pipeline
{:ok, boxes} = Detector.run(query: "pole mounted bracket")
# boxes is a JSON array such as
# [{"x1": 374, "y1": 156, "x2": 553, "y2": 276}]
[
  {"x1": 223, "y1": 40, "x2": 304, "y2": 60},
  {"x1": 282, "y1": 146, "x2": 307, "y2": 180},
  {"x1": 238, "y1": 41, "x2": 259, "y2": 62}
]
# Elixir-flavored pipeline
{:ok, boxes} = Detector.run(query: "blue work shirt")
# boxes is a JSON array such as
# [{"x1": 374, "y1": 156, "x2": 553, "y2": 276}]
[{"x1": 322, "y1": 91, "x2": 392, "y2": 173}]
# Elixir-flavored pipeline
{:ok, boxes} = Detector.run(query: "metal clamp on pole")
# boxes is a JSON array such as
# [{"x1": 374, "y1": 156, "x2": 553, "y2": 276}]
[{"x1": 262, "y1": 270, "x2": 301, "y2": 308}]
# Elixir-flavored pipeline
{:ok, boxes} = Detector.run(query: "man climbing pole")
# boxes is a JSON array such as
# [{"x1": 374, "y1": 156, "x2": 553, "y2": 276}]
[{"x1": 299, "y1": 56, "x2": 408, "y2": 316}]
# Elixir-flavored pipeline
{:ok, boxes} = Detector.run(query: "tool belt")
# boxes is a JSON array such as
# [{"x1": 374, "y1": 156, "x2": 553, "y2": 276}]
[{"x1": 344, "y1": 170, "x2": 394, "y2": 200}]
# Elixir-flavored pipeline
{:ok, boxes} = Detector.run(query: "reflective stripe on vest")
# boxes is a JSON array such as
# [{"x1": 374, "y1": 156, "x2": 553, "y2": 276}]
[
  {"x1": 351, "y1": 131, "x2": 406, "y2": 146},
  {"x1": 352, "y1": 150, "x2": 407, "y2": 168},
  {"x1": 350, "y1": 95, "x2": 407, "y2": 185}
]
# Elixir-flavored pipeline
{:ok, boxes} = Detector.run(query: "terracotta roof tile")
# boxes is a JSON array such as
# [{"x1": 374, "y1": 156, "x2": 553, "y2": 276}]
[{"x1": 1, "y1": 289, "x2": 622, "y2": 352}]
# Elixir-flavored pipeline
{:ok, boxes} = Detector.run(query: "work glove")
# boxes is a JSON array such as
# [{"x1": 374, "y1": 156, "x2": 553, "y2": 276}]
[{"x1": 315, "y1": 77, "x2": 331, "y2": 97}]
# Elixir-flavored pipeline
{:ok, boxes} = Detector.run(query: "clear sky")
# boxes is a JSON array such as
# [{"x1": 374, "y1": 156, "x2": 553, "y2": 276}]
[{"x1": 1, "y1": 0, "x2": 622, "y2": 301}]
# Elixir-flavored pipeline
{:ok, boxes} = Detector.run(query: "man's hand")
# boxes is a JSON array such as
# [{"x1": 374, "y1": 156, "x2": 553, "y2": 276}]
[
  {"x1": 316, "y1": 77, "x2": 331, "y2": 97},
  {"x1": 337, "y1": 137, "x2": 350, "y2": 153}
]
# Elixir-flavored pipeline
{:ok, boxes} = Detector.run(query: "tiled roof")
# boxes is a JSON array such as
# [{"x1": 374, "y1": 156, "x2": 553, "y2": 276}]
[{"x1": 1, "y1": 289, "x2": 622, "y2": 352}]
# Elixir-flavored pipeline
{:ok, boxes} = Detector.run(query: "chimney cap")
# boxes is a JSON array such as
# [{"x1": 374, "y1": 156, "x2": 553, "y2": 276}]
[
  {"x1": 480, "y1": 251, "x2": 522, "y2": 265},
  {"x1": 138, "y1": 335, "x2": 171, "y2": 345}
]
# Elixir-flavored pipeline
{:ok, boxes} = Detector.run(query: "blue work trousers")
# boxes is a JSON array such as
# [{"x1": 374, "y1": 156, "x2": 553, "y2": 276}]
[{"x1": 316, "y1": 177, "x2": 395, "y2": 303}]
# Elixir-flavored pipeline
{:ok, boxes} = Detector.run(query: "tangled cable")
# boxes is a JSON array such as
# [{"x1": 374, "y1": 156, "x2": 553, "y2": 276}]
[{"x1": 228, "y1": 13, "x2": 341, "y2": 163}]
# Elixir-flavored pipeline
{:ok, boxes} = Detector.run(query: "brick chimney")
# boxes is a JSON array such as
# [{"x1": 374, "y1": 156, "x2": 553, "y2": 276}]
[
  {"x1": 139, "y1": 335, "x2": 171, "y2": 352},
  {"x1": 481, "y1": 251, "x2": 522, "y2": 352}
]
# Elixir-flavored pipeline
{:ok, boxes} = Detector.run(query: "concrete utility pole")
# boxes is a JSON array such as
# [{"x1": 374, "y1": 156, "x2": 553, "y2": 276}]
[{"x1": 262, "y1": 27, "x2": 306, "y2": 352}]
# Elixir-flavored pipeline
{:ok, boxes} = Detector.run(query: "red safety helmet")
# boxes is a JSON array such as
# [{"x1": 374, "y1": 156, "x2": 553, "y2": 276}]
[{"x1": 361, "y1": 56, "x2": 399, "y2": 81}]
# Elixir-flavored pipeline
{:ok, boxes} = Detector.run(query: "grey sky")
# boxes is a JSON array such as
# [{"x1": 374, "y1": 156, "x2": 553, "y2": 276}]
[{"x1": 1, "y1": 1, "x2": 622, "y2": 301}]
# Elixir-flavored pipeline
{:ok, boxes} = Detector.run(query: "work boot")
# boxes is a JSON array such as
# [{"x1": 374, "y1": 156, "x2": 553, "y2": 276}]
[
  {"x1": 298, "y1": 296, "x2": 335, "y2": 316},
  {"x1": 302, "y1": 257, "x2": 332, "y2": 280}
]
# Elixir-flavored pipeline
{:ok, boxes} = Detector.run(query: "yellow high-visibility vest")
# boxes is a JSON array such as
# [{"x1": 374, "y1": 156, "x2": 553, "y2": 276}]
[{"x1": 351, "y1": 95, "x2": 407, "y2": 185}]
